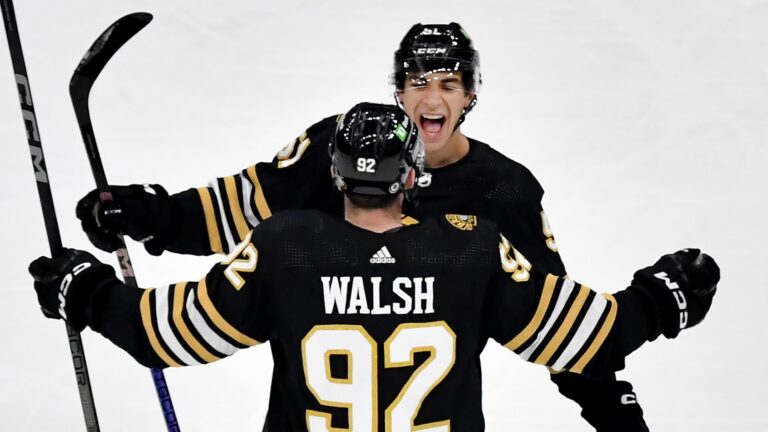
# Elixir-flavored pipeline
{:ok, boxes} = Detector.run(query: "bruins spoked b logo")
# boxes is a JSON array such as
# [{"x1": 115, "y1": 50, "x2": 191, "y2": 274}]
[{"x1": 446, "y1": 214, "x2": 477, "y2": 231}]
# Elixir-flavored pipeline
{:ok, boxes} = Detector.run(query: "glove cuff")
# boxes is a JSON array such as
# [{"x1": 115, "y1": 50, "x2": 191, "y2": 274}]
[
  {"x1": 136, "y1": 184, "x2": 173, "y2": 256},
  {"x1": 65, "y1": 262, "x2": 120, "y2": 331},
  {"x1": 630, "y1": 268, "x2": 685, "y2": 339}
]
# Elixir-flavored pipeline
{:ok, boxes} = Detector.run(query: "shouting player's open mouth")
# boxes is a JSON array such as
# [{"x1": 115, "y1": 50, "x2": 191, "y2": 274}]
[{"x1": 420, "y1": 114, "x2": 446, "y2": 140}]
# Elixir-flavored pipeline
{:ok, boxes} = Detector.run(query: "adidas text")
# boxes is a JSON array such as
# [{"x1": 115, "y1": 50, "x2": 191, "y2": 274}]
[{"x1": 370, "y1": 246, "x2": 396, "y2": 264}]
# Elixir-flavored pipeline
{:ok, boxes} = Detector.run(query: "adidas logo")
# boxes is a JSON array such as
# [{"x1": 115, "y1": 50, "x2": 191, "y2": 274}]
[{"x1": 370, "y1": 246, "x2": 396, "y2": 264}]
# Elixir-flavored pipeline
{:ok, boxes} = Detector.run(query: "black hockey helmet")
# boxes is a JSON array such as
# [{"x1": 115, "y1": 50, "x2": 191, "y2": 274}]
[
  {"x1": 393, "y1": 22, "x2": 481, "y2": 93},
  {"x1": 329, "y1": 103, "x2": 424, "y2": 196},
  {"x1": 392, "y1": 23, "x2": 481, "y2": 128}
]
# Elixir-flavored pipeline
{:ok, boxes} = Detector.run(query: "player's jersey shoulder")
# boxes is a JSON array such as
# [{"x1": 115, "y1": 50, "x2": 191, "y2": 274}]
[
  {"x1": 271, "y1": 114, "x2": 340, "y2": 166},
  {"x1": 251, "y1": 209, "x2": 331, "y2": 240},
  {"x1": 433, "y1": 213, "x2": 498, "y2": 236},
  {"x1": 302, "y1": 114, "x2": 340, "y2": 148},
  {"x1": 260, "y1": 210, "x2": 499, "y2": 242},
  {"x1": 307, "y1": 114, "x2": 341, "y2": 136},
  {"x1": 425, "y1": 213, "x2": 502, "y2": 256},
  {"x1": 468, "y1": 138, "x2": 545, "y2": 203}
]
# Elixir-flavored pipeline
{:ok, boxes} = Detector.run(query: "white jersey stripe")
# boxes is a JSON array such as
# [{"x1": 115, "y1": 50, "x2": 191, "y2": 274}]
[
  {"x1": 239, "y1": 173, "x2": 260, "y2": 228},
  {"x1": 209, "y1": 179, "x2": 236, "y2": 253},
  {"x1": 550, "y1": 294, "x2": 609, "y2": 371},
  {"x1": 154, "y1": 285, "x2": 201, "y2": 366},
  {"x1": 186, "y1": 288, "x2": 239, "y2": 356},
  {"x1": 520, "y1": 279, "x2": 576, "y2": 361},
  {"x1": 382, "y1": 247, "x2": 392, "y2": 257}
]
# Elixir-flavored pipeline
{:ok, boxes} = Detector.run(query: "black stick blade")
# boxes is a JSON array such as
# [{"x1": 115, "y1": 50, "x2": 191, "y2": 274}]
[{"x1": 69, "y1": 12, "x2": 152, "y2": 98}]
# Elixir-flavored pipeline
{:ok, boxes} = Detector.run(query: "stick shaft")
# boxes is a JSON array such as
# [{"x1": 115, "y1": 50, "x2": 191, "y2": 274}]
[{"x1": 1, "y1": 1, "x2": 100, "y2": 430}]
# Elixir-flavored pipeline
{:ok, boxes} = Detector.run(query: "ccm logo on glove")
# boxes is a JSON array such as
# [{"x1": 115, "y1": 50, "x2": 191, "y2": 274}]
[
  {"x1": 57, "y1": 262, "x2": 92, "y2": 319},
  {"x1": 653, "y1": 271, "x2": 687, "y2": 330}
]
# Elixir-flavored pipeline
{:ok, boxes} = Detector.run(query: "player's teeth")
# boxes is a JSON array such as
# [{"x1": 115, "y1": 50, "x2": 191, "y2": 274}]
[{"x1": 423, "y1": 114, "x2": 444, "y2": 120}]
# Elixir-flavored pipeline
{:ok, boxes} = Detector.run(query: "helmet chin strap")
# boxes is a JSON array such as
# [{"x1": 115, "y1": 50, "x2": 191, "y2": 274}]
[
  {"x1": 454, "y1": 93, "x2": 477, "y2": 131},
  {"x1": 393, "y1": 91, "x2": 405, "y2": 112}
]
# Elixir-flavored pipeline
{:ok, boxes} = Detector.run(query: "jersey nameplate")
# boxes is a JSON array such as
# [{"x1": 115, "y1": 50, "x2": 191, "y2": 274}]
[{"x1": 321, "y1": 276, "x2": 435, "y2": 315}]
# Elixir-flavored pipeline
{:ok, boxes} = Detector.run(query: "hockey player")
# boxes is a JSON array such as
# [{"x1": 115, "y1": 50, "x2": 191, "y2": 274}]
[
  {"x1": 76, "y1": 23, "x2": 654, "y2": 430},
  {"x1": 32, "y1": 103, "x2": 719, "y2": 432}
]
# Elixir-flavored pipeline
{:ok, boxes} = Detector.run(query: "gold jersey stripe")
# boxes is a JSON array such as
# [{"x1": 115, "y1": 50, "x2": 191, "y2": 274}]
[
  {"x1": 401, "y1": 215, "x2": 419, "y2": 226},
  {"x1": 571, "y1": 293, "x2": 618, "y2": 374},
  {"x1": 196, "y1": 278, "x2": 260, "y2": 347},
  {"x1": 505, "y1": 274, "x2": 558, "y2": 351},
  {"x1": 140, "y1": 289, "x2": 181, "y2": 367},
  {"x1": 534, "y1": 284, "x2": 591, "y2": 366},
  {"x1": 223, "y1": 176, "x2": 251, "y2": 241},
  {"x1": 172, "y1": 282, "x2": 220, "y2": 363},
  {"x1": 197, "y1": 187, "x2": 224, "y2": 254},
  {"x1": 246, "y1": 165, "x2": 272, "y2": 220}
]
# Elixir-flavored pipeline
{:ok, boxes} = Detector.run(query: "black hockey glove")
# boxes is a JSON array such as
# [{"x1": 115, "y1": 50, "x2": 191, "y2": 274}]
[
  {"x1": 76, "y1": 184, "x2": 171, "y2": 256},
  {"x1": 630, "y1": 248, "x2": 719, "y2": 339},
  {"x1": 29, "y1": 248, "x2": 119, "y2": 332},
  {"x1": 551, "y1": 372, "x2": 649, "y2": 432}
]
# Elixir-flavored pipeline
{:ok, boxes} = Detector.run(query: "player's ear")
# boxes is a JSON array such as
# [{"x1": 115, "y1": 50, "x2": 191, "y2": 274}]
[{"x1": 405, "y1": 169, "x2": 416, "y2": 189}]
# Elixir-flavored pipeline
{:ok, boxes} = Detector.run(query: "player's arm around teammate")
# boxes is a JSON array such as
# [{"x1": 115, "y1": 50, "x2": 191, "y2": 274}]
[
  {"x1": 30, "y1": 104, "x2": 719, "y2": 430},
  {"x1": 73, "y1": 23, "x2": 677, "y2": 431}
]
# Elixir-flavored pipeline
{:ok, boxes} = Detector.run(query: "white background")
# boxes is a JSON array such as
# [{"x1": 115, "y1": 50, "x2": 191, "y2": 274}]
[{"x1": 1, "y1": 1, "x2": 767, "y2": 431}]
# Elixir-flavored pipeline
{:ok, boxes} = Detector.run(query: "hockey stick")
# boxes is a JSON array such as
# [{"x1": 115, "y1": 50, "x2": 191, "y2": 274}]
[
  {"x1": 69, "y1": 13, "x2": 181, "y2": 432},
  {"x1": 0, "y1": 1, "x2": 100, "y2": 430}
]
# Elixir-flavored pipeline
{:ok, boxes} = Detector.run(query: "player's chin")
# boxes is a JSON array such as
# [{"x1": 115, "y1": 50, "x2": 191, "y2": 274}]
[{"x1": 421, "y1": 136, "x2": 448, "y2": 154}]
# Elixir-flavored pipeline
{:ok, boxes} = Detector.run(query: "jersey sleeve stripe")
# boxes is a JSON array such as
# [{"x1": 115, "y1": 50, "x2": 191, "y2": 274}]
[
  {"x1": 533, "y1": 284, "x2": 592, "y2": 366},
  {"x1": 550, "y1": 291, "x2": 607, "y2": 371},
  {"x1": 240, "y1": 172, "x2": 257, "y2": 227},
  {"x1": 570, "y1": 293, "x2": 618, "y2": 373},
  {"x1": 196, "y1": 277, "x2": 260, "y2": 347},
  {"x1": 223, "y1": 176, "x2": 251, "y2": 241},
  {"x1": 196, "y1": 187, "x2": 224, "y2": 254},
  {"x1": 140, "y1": 289, "x2": 181, "y2": 367},
  {"x1": 172, "y1": 282, "x2": 221, "y2": 363},
  {"x1": 185, "y1": 287, "x2": 239, "y2": 356},
  {"x1": 154, "y1": 284, "x2": 201, "y2": 366},
  {"x1": 504, "y1": 274, "x2": 557, "y2": 351},
  {"x1": 246, "y1": 165, "x2": 272, "y2": 220},
  {"x1": 519, "y1": 278, "x2": 574, "y2": 361},
  {"x1": 547, "y1": 289, "x2": 596, "y2": 364},
  {"x1": 209, "y1": 180, "x2": 237, "y2": 253},
  {"x1": 239, "y1": 169, "x2": 267, "y2": 229}
]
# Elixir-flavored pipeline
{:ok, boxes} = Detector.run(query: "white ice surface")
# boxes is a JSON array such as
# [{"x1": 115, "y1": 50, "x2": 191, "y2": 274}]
[{"x1": 1, "y1": 1, "x2": 767, "y2": 431}]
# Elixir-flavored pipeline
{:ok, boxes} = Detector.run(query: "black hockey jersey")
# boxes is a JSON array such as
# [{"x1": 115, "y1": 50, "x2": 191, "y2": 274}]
[
  {"x1": 163, "y1": 115, "x2": 564, "y2": 277},
  {"x1": 85, "y1": 212, "x2": 650, "y2": 431}
]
